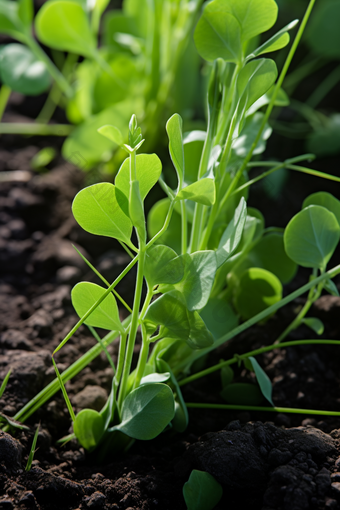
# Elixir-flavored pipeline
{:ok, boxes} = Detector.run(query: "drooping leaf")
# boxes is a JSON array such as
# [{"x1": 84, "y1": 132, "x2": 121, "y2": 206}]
[
  {"x1": 284, "y1": 205, "x2": 340, "y2": 270},
  {"x1": 71, "y1": 282, "x2": 124, "y2": 332},
  {"x1": 234, "y1": 267, "x2": 282, "y2": 320},
  {"x1": 302, "y1": 317, "x2": 325, "y2": 335},
  {"x1": 216, "y1": 197, "x2": 247, "y2": 268},
  {"x1": 115, "y1": 153, "x2": 162, "y2": 217},
  {"x1": 231, "y1": 112, "x2": 272, "y2": 158},
  {"x1": 221, "y1": 382, "x2": 264, "y2": 405},
  {"x1": 303, "y1": 192, "x2": 340, "y2": 227},
  {"x1": 248, "y1": 356, "x2": 273, "y2": 405},
  {"x1": 144, "y1": 292, "x2": 214, "y2": 349},
  {"x1": 35, "y1": 0, "x2": 96, "y2": 57},
  {"x1": 73, "y1": 409, "x2": 105, "y2": 451},
  {"x1": 200, "y1": 298, "x2": 238, "y2": 341},
  {"x1": 246, "y1": 86, "x2": 289, "y2": 117},
  {"x1": 166, "y1": 113, "x2": 185, "y2": 186},
  {"x1": 0, "y1": 44, "x2": 50, "y2": 95},
  {"x1": 183, "y1": 470, "x2": 223, "y2": 510},
  {"x1": 144, "y1": 245, "x2": 185, "y2": 288},
  {"x1": 113, "y1": 383, "x2": 175, "y2": 440},
  {"x1": 98, "y1": 124, "x2": 123, "y2": 146},
  {"x1": 72, "y1": 183, "x2": 133, "y2": 245},
  {"x1": 160, "y1": 251, "x2": 217, "y2": 311}
]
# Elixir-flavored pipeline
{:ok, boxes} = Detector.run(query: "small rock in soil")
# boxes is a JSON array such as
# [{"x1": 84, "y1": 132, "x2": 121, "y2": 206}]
[
  {"x1": 0, "y1": 330, "x2": 32, "y2": 350},
  {"x1": 73, "y1": 386, "x2": 108, "y2": 412},
  {"x1": 0, "y1": 432, "x2": 22, "y2": 473}
]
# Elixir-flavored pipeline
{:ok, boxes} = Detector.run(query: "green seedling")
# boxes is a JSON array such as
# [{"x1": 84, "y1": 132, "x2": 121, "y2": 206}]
[
  {"x1": 25, "y1": 424, "x2": 39, "y2": 471},
  {"x1": 183, "y1": 470, "x2": 223, "y2": 510},
  {"x1": 9, "y1": 0, "x2": 340, "y2": 457},
  {"x1": 0, "y1": 0, "x2": 204, "y2": 169}
]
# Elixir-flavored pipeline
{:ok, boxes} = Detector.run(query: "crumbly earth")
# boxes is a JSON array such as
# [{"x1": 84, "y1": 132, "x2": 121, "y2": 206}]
[{"x1": 1, "y1": 114, "x2": 340, "y2": 509}]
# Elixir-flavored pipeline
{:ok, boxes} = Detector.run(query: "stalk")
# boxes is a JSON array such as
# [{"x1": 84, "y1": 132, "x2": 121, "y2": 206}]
[
  {"x1": 0, "y1": 85, "x2": 11, "y2": 122},
  {"x1": 0, "y1": 123, "x2": 73, "y2": 136}
]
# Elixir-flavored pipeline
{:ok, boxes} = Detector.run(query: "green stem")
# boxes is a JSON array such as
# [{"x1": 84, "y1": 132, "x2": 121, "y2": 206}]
[
  {"x1": 25, "y1": 38, "x2": 73, "y2": 98},
  {"x1": 186, "y1": 403, "x2": 340, "y2": 417},
  {"x1": 88, "y1": 325, "x2": 116, "y2": 373},
  {"x1": 133, "y1": 325, "x2": 150, "y2": 389},
  {"x1": 181, "y1": 201, "x2": 187, "y2": 254},
  {"x1": 179, "y1": 339, "x2": 340, "y2": 387},
  {"x1": 114, "y1": 332, "x2": 127, "y2": 391},
  {"x1": 0, "y1": 123, "x2": 73, "y2": 136},
  {"x1": 0, "y1": 85, "x2": 11, "y2": 122},
  {"x1": 37, "y1": 52, "x2": 78, "y2": 124},
  {"x1": 174, "y1": 263, "x2": 340, "y2": 374},
  {"x1": 52, "y1": 357, "x2": 76, "y2": 422},
  {"x1": 215, "y1": 63, "x2": 240, "y2": 145},
  {"x1": 118, "y1": 244, "x2": 146, "y2": 408},
  {"x1": 222, "y1": 0, "x2": 318, "y2": 201}
]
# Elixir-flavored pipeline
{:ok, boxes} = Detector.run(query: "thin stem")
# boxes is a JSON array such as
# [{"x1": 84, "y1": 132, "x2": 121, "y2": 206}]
[
  {"x1": 133, "y1": 325, "x2": 150, "y2": 389},
  {"x1": 186, "y1": 403, "x2": 340, "y2": 417},
  {"x1": 114, "y1": 332, "x2": 127, "y2": 391},
  {"x1": 0, "y1": 123, "x2": 73, "y2": 136},
  {"x1": 179, "y1": 339, "x2": 340, "y2": 387},
  {"x1": 118, "y1": 245, "x2": 146, "y2": 408},
  {"x1": 51, "y1": 357, "x2": 76, "y2": 422},
  {"x1": 0, "y1": 85, "x2": 11, "y2": 122},
  {"x1": 181, "y1": 201, "x2": 187, "y2": 254},
  {"x1": 174, "y1": 263, "x2": 340, "y2": 374}
]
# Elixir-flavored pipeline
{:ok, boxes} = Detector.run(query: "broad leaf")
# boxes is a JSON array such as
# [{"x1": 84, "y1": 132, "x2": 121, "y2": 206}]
[
  {"x1": 234, "y1": 267, "x2": 282, "y2": 320},
  {"x1": 0, "y1": 44, "x2": 50, "y2": 95},
  {"x1": 194, "y1": 3, "x2": 242, "y2": 63},
  {"x1": 183, "y1": 470, "x2": 223, "y2": 510},
  {"x1": 113, "y1": 383, "x2": 175, "y2": 440},
  {"x1": 73, "y1": 409, "x2": 105, "y2": 451},
  {"x1": 248, "y1": 356, "x2": 273, "y2": 406},
  {"x1": 98, "y1": 124, "x2": 123, "y2": 146},
  {"x1": 71, "y1": 282, "x2": 123, "y2": 332},
  {"x1": 144, "y1": 245, "x2": 185, "y2": 288},
  {"x1": 303, "y1": 192, "x2": 340, "y2": 227},
  {"x1": 176, "y1": 178, "x2": 215, "y2": 206},
  {"x1": 231, "y1": 113, "x2": 272, "y2": 158},
  {"x1": 145, "y1": 292, "x2": 214, "y2": 349},
  {"x1": 216, "y1": 197, "x2": 247, "y2": 268},
  {"x1": 72, "y1": 183, "x2": 133, "y2": 245},
  {"x1": 35, "y1": 0, "x2": 96, "y2": 57},
  {"x1": 160, "y1": 251, "x2": 217, "y2": 311},
  {"x1": 284, "y1": 205, "x2": 340, "y2": 270},
  {"x1": 302, "y1": 318, "x2": 324, "y2": 335},
  {"x1": 115, "y1": 153, "x2": 162, "y2": 217},
  {"x1": 200, "y1": 298, "x2": 238, "y2": 341},
  {"x1": 183, "y1": 130, "x2": 205, "y2": 184}
]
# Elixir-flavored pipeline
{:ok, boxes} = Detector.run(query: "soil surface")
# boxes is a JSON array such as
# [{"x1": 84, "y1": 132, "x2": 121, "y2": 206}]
[{"x1": 2, "y1": 86, "x2": 340, "y2": 510}]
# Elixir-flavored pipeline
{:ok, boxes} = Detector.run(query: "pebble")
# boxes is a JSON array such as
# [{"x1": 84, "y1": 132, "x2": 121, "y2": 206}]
[
  {"x1": 73, "y1": 385, "x2": 108, "y2": 411},
  {"x1": 0, "y1": 432, "x2": 22, "y2": 472}
]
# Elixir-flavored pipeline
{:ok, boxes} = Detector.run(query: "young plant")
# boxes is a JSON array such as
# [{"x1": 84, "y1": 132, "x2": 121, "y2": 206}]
[
  {"x1": 183, "y1": 470, "x2": 223, "y2": 510},
  {"x1": 9, "y1": 0, "x2": 340, "y2": 455},
  {"x1": 0, "y1": 0, "x2": 203, "y2": 170}
]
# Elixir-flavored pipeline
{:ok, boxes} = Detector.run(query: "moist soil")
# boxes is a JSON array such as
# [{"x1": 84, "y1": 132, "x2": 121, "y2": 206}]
[{"x1": 2, "y1": 104, "x2": 340, "y2": 509}]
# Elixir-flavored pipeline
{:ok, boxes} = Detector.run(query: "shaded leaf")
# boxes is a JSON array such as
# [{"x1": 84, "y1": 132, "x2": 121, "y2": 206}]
[
  {"x1": 183, "y1": 470, "x2": 223, "y2": 510},
  {"x1": 248, "y1": 356, "x2": 273, "y2": 405},
  {"x1": 73, "y1": 409, "x2": 105, "y2": 451}
]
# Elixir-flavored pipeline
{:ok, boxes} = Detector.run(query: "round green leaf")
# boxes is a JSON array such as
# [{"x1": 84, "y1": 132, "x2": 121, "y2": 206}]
[
  {"x1": 144, "y1": 245, "x2": 185, "y2": 288},
  {"x1": 116, "y1": 383, "x2": 175, "y2": 440},
  {"x1": 72, "y1": 183, "x2": 132, "y2": 245},
  {"x1": 284, "y1": 205, "x2": 340, "y2": 270},
  {"x1": 98, "y1": 125, "x2": 123, "y2": 146},
  {"x1": 35, "y1": 0, "x2": 96, "y2": 57},
  {"x1": 303, "y1": 192, "x2": 340, "y2": 227},
  {"x1": 71, "y1": 282, "x2": 123, "y2": 332},
  {"x1": 200, "y1": 298, "x2": 238, "y2": 341},
  {"x1": 234, "y1": 267, "x2": 282, "y2": 320},
  {"x1": 183, "y1": 470, "x2": 223, "y2": 510},
  {"x1": 73, "y1": 409, "x2": 105, "y2": 451},
  {"x1": 0, "y1": 44, "x2": 50, "y2": 95}
]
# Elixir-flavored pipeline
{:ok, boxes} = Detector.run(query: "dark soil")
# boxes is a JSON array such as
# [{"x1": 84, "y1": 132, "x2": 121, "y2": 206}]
[{"x1": 2, "y1": 98, "x2": 340, "y2": 510}]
